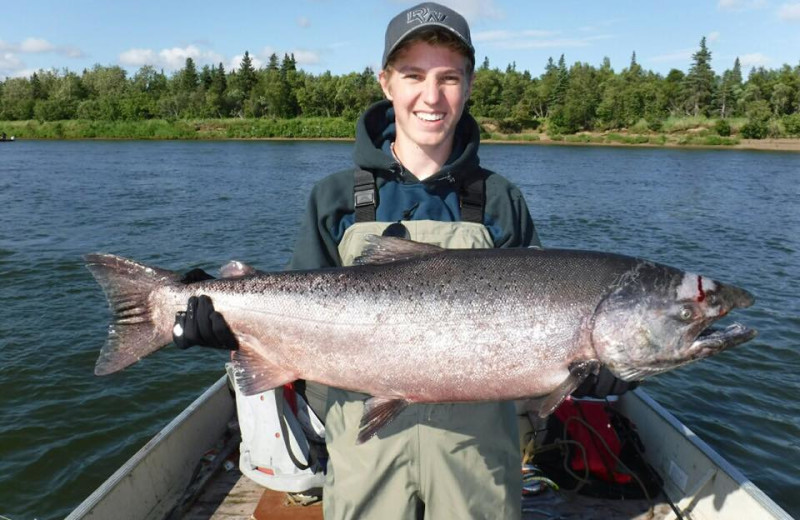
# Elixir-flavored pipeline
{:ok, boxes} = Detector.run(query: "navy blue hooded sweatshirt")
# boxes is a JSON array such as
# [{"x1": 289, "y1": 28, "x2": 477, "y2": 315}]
[{"x1": 288, "y1": 100, "x2": 539, "y2": 270}]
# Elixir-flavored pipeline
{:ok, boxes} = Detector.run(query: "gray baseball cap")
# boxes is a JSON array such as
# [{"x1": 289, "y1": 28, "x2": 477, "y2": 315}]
[{"x1": 382, "y1": 2, "x2": 474, "y2": 69}]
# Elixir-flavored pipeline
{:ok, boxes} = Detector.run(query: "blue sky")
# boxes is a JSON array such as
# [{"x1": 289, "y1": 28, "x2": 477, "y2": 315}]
[{"x1": 2, "y1": 0, "x2": 799, "y2": 81}]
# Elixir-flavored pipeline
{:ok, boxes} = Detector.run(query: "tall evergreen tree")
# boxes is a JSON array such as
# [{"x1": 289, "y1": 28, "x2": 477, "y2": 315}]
[
  {"x1": 718, "y1": 58, "x2": 743, "y2": 118},
  {"x1": 683, "y1": 37, "x2": 716, "y2": 116},
  {"x1": 179, "y1": 57, "x2": 199, "y2": 92},
  {"x1": 237, "y1": 51, "x2": 257, "y2": 97},
  {"x1": 547, "y1": 55, "x2": 569, "y2": 110}
]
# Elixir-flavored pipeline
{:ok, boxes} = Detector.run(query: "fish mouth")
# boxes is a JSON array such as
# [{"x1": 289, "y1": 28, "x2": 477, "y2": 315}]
[{"x1": 688, "y1": 323, "x2": 757, "y2": 359}]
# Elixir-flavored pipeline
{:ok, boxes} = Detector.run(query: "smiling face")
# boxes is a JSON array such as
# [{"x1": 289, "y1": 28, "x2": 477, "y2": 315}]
[{"x1": 379, "y1": 40, "x2": 473, "y2": 172}]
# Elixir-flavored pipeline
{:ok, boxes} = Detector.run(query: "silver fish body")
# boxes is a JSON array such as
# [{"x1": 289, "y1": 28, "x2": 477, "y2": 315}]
[{"x1": 85, "y1": 237, "x2": 756, "y2": 442}]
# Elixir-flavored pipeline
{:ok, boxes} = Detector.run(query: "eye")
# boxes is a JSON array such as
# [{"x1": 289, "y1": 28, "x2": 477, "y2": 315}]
[
  {"x1": 707, "y1": 293, "x2": 718, "y2": 305},
  {"x1": 679, "y1": 306, "x2": 694, "y2": 321}
]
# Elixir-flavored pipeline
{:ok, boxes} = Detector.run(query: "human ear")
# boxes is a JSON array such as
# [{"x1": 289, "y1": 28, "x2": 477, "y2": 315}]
[
  {"x1": 465, "y1": 72, "x2": 474, "y2": 100},
  {"x1": 378, "y1": 70, "x2": 393, "y2": 101}
]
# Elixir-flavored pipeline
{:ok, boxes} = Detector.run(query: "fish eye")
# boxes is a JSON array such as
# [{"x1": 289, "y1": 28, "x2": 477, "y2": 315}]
[
  {"x1": 707, "y1": 293, "x2": 718, "y2": 305},
  {"x1": 679, "y1": 306, "x2": 694, "y2": 321}
]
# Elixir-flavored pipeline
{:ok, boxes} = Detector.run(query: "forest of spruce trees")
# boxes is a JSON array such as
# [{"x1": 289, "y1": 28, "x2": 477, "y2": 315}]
[{"x1": 1, "y1": 38, "x2": 799, "y2": 139}]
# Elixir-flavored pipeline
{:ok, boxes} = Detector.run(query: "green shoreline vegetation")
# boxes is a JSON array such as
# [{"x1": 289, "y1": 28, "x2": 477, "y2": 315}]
[
  {"x1": 0, "y1": 116, "x2": 764, "y2": 149},
  {"x1": 2, "y1": 39, "x2": 799, "y2": 145}
]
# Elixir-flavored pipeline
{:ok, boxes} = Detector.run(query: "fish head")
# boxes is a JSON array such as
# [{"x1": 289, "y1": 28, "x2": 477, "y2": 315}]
[{"x1": 591, "y1": 262, "x2": 757, "y2": 381}]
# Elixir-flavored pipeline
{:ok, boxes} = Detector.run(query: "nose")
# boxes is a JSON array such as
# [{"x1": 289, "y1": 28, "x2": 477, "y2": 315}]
[{"x1": 422, "y1": 77, "x2": 441, "y2": 105}]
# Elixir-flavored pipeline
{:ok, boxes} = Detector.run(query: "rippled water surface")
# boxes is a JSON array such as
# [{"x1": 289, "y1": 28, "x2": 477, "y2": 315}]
[{"x1": 0, "y1": 140, "x2": 797, "y2": 518}]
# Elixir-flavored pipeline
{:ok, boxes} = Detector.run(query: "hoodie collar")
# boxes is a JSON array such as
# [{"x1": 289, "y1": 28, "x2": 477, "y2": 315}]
[{"x1": 353, "y1": 100, "x2": 481, "y2": 184}]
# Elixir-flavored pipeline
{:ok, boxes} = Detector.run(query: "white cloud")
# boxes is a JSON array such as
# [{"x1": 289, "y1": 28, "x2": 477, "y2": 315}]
[
  {"x1": 118, "y1": 45, "x2": 224, "y2": 71},
  {"x1": 119, "y1": 48, "x2": 156, "y2": 67},
  {"x1": 0, "y1": 37, "x2": 84, "y2": 57},
  {"x1": 475, "y1": 29, "x2": 610, "y2": 51},
  {"x1": 718, "y1": 0, "x2": 766, "y2": 10},
  {"x1": 708, "y1": 31, "x2": 721, "y2": 42},
  {"x1": 158, "y1": 45, "x2": 202, "y2": 69},
  {"x1": 0, "y1": 51, "x2": 23, "y2": 69},
  {"x1": 739, "y1": 52, "x2": 772, "y2": 68},
  {"x1": 292, "y1": 50, "x2": 320, "y2": 65},
  {"x1": 474, "y1": 29, "x2": 558, "y2": 43},
  {"x1": 778, "y1": 2, "x2": 800, "y2": 20},
  {"x1": 437, "y1": 0, "x2": 504, "y2": 21},
  {"x1": 297, "y1": 16, "x2": 311, "y2": 28},
  {"x1": 20, "y1": 37, "x2": 55, "y2": 53}
]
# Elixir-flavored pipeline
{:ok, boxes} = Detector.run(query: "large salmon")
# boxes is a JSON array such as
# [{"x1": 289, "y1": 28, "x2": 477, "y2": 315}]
[{"x1": 85, "y1": 236, "x2": 756, "y2": 442}]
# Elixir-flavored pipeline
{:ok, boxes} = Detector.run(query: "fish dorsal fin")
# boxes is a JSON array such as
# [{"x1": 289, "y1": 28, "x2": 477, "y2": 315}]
[
  {"x1": 220, "y1": 260, "x2": 259, "y2": 278},
  {"x1": 353, "y1": 235, "x2": 445, "y2": 266}
]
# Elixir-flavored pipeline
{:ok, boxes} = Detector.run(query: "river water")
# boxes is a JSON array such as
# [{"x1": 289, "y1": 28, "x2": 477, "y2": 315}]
[{"x1": 0, "y1": 140, "x2": 797, "y2": 518}]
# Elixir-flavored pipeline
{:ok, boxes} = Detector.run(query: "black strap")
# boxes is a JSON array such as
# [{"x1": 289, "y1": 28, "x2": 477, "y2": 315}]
[
  {"x1": 459, "y1": 169, "x2": 486, "y2": 223},
  {"x1": 276, "y1": 388, "x2": 314, "y2": 471},
  {"x1": 353, "y1": 169, "x2": 377, "y2": 222},
  {"x1": 352, "y1": 168, "x2": 486, "y2": 223}
]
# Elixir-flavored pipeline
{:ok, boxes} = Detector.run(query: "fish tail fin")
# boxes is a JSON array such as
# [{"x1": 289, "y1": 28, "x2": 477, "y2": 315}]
[{"x1": 85, "y1": 253, "x2": 182, "y2": 376}]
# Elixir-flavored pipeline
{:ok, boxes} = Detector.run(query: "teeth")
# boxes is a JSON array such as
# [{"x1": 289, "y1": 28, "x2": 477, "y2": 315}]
[{"x1": 415, "y1": 112, "x2": 444, "y2": 121}]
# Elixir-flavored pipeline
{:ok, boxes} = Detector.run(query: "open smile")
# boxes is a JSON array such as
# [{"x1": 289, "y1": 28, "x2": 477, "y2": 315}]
[{"x1": 414, "y1": 112, "x2": 445, "y2": 122}]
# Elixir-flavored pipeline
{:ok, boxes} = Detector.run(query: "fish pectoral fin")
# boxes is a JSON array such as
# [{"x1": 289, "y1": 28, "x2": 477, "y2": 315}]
[
  {"x1": 537, "y1": 360, "x2": 601, "y2": 417},
  {"x1": 231, "y1": 334, "x2": 294, "y2": 396},
  {"x1": 357, "y1": 397, "x2": 410, "y2": 444},
  {"x1": 353, "y1": 235, "x2": 445, "y2": 265}
]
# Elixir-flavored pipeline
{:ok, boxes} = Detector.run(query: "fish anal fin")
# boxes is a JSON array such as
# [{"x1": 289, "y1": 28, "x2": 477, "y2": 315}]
[
  {"x1": 357, "y1": 397, "x2": 410, "y2": 444},
  {"x1": 231, "y1": 333, "x2": 294, "y2": 395},
  {"x1": 538, "y1": 360, "x2": 600, "y2": 417},
  {"x1": 353, "y1": 235, "x2": 445, "y2": 266}
]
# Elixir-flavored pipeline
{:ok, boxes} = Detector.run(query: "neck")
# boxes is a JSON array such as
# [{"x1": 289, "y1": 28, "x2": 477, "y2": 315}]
[{"x1": 392, "y1": 136, "x2": 453, "y2": 181}]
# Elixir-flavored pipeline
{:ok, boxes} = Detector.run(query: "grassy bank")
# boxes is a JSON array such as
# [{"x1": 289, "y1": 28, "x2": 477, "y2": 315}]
[
  {"x1": 483, "y1": 130, "x2": 741, "y2": 148},
  {"x1": 2, "y1": 116, "x2": 799, "y2": 151},
  {"x1": 0, "y1": 117, "x2": 355, "y2": 140}
]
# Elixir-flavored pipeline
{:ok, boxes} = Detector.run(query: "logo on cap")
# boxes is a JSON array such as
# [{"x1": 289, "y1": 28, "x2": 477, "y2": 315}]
[{"x1": 407, "y1": 7, "x2": 446, "y2": 25}]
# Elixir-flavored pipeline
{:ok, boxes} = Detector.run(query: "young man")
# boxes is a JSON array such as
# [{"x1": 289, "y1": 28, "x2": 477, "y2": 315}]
[
  {"x1": 286, "y1": 4, "x2": 537, "y2": 518},
  {"x1": 176, "y1": 3, "x2": 538, "y2": 518}
]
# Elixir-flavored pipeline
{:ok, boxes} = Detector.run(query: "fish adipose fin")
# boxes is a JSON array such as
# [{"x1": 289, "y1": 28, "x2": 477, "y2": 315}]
[
  {"x1": 538, "y1": 360, "x2": 601, "y2": 417},
  {"x1": 357, "y1": 397, "x2": 410, "y2": 444},
  {"x1": 85, "y1": 254, "x2": 182, "y2": 376},
  {"x1": 231, "y1": 334, "x2": 295, "y2": 395},
  {"x1": 354, "y1": 235, "x2": 445, "y2": 266}
]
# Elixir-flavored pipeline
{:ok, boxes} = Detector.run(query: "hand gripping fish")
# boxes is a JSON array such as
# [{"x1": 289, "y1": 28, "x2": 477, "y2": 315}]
[{"x1": 85, "y1": 236, "x2": 757, "y2": 443}]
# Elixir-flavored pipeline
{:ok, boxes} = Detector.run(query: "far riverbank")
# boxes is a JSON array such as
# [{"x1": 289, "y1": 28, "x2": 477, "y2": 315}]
[{"x1": 2, "y1": 118, "x2": 799, "y2": 152}]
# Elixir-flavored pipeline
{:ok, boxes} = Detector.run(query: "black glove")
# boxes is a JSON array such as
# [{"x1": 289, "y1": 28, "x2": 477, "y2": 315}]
[
  {"x1": 173, "y1": 291, "x2": 238, "y2": 350},
  {"x1": 572, "y1": 366, "x2": 639, "y2": 398}
]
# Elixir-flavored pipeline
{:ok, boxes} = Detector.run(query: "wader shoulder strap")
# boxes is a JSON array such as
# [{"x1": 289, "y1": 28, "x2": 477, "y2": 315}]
[
  {"x1": 353, "y1": 169, "x2": 377, "y2": 222},
  {"x1": 459, "y1": 169, "x2": 486, "y2": 224},
  {"x1": 353, "y1": 168, "x2": 486, "y2": 223}
]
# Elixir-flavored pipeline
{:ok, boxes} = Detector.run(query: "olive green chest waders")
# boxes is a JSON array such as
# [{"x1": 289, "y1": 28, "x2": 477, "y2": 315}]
[{"x1": 322, "y1": 216, "x2": 523, "y2": 520}]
